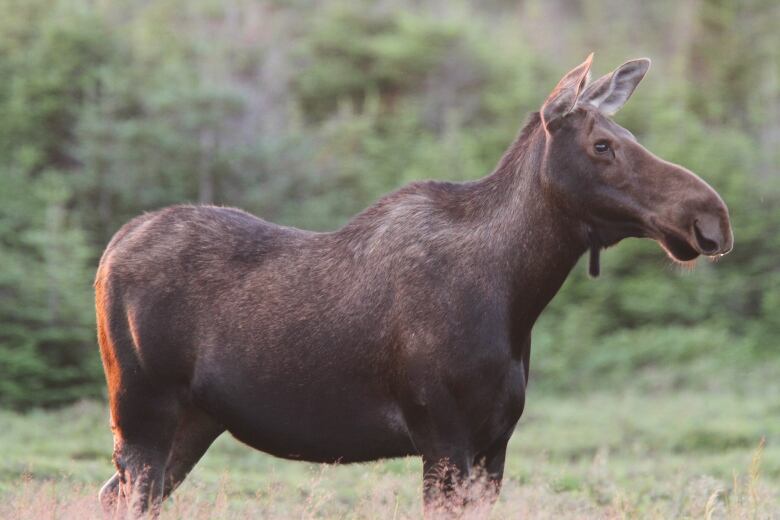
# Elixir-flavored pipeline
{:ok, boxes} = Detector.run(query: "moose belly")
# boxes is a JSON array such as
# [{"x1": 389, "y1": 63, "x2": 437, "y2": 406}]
[{"x1": 193, "y1": 373, "x2": 416, "y2": 463}]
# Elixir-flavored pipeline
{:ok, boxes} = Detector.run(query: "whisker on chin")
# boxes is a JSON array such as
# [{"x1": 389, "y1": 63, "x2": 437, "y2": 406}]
[{"x1": 669, "y1": 257, "x2": 698, "y2": 272}]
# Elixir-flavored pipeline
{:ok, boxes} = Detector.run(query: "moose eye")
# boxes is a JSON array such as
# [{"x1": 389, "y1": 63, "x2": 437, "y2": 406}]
[{"x1": 594, "y1": 141, "x2": 611, "y2": 154}]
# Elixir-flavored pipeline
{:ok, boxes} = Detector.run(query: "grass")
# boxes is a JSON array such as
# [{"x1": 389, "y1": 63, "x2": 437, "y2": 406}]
[{"x1": 0, "y1": 387, "x2": 778, "y2": 518}]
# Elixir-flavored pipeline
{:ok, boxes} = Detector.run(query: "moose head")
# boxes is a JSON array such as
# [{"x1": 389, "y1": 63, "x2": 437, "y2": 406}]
[{"x1": 539, "y1": 54, "x2": 733, "y2": 274}]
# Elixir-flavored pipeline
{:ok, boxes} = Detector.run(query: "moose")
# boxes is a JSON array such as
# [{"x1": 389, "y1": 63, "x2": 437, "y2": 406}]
[{"x1": 96, "y1": 54, "x2": 732, "y2": 517}]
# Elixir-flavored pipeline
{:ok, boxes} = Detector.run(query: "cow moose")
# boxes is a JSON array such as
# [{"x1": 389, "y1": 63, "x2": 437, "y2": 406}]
[{"x1": 96, "y1": 54, "x2": 733, "y2": 517}]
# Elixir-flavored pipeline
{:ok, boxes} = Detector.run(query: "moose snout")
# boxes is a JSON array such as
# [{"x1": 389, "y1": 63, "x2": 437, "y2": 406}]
[
  {"x1": 643, "y1": 164, "x2": 734, "y2": 262},
  {"x1": 692, "y1": 209, "x2": 733, "y2": 256}
]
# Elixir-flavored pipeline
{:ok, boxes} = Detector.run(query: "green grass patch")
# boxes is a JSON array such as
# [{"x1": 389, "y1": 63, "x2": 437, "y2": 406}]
[{"x1": 0, "y1": 385, "x2": 777, "y2": 517}]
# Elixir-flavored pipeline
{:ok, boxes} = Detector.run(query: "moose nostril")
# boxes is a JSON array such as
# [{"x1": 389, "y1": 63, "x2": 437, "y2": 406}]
[{"x1": 693, "y1": 221, "x2": 719, "y2": 254}]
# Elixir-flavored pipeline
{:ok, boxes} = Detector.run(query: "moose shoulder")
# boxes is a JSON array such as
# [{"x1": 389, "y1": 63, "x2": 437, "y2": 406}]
[{"x1": 96, "y1": 54, "x2": 733, "y2": 518}]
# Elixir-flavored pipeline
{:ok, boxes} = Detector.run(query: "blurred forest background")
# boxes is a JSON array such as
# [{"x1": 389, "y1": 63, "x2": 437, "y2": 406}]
[{"x1": 0, "y1": 0, "x2": 778, "y2": 412}]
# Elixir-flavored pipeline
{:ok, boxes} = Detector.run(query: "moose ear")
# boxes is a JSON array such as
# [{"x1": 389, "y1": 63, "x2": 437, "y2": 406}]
[
  {"x1": 579, "y1": 58, "x2": 650, "y2": 116},
  {"x1": 541, "y1": 53, "x2": 593, "y2": 132}
]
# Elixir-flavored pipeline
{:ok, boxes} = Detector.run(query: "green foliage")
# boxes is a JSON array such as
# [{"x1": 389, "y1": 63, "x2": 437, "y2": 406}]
[
  {"x1": 0, "y1": 169, "x2": 101, "y2": 408},
  {"x1": 293, "y1": 7, "x2": 462, "y2": 120},
  {"x1": 0, "y1": 0, "x2": 777, "y2": 408}
]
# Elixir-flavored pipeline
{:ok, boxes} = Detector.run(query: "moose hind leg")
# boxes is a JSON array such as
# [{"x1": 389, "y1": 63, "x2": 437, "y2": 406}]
[
  {"x1": 109, "y1": 388, "x2": 181, "y2": 518},
  {"x1": 114, "y1": 436, "x2": 175, "y2": 518},
  {"x1": 99, "y1": 472, "x2": 121, "y2": 517}
]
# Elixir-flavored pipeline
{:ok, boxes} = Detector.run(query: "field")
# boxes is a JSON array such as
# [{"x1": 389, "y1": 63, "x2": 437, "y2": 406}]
[{"x1": 2, "y1": 384, "x2": 778, "y2": 519}]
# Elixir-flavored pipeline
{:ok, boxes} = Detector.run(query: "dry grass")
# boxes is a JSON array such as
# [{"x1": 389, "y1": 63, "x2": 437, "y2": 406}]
[
  {"x1": 2, "y1": 391, "x2": 778, "y2": 519},
  {"x1": 1, "y1": 441, "x2": 776, "y2": 520}
]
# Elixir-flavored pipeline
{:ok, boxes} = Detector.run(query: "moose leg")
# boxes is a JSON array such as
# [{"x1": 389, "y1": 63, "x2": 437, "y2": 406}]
[
  {"x1": 98, "y1": 472, "x2": 121, "y2": 517},
  {"x1": 101, "y1": 417, "x2": 179, "y2": 518},
  {"x1": 116, "y1": 438, "x2": 174, "y2": 518},
  {"x1": 104, "y1": 384, "x2": 180, "y2": 519},
  {"x1": 421, "y1": 450, "x2": 473, "y2": 518},
  {"x1": 409, "y1": 416, "x2": 473, "y2": 515},
  {"x1": 162, "y1": 407, "x2": 224, "y2": 499},
  {"x1": 474, "y1": 432, "x2": 511, "y2": 503},
  {"x1": 405, "y1": 389, "x2": 477, "y2": 517}
]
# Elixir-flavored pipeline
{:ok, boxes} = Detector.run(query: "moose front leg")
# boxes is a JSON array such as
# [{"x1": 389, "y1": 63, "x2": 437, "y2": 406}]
[
  {"x1": 406, "y1": 398, "x2": 475, "y2": 517},
  {"x1": 421, "y1": 449, "x2": 473, "y2": 518},
  {"x1": 474, "y1": 431, "x2": 511, "y2": 501}
]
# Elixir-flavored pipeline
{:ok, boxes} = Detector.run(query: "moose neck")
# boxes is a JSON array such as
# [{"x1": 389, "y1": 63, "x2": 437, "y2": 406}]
[{"x1": 467, "y1": 113, "x2": 589, "y2": 330}]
